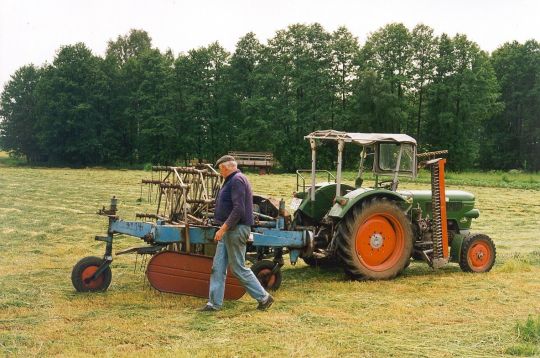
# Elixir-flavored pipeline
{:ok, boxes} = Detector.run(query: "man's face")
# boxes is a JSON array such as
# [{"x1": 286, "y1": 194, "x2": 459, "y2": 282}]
[{"x1": 218, "y1": 163, "x2": 228, "y2": 178}]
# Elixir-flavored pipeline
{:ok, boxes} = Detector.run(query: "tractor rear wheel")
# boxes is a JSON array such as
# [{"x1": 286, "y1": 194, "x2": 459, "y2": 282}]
[
  {"x1": 459, "y1": 234, "x2": 496, "y2": 273},
  {"x1": 336, "y1": 198, "x2": 413, "y2": 280},
  {"x1": 71, "y1": 256, "x2": 112, "y2": 292},
  {"x1": 251, "y1": 260, "x2": 282, "y2": 291}
]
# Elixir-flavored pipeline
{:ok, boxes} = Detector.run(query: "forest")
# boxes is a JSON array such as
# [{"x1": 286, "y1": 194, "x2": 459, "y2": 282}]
[{"x1": 0, "y1": 23, "x2": 538, "y2": 171}]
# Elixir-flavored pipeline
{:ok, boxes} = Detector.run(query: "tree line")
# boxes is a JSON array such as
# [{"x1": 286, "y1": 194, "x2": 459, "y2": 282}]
[{"x1": 1, "y1": 24, "x2": 538, "y2": 171}]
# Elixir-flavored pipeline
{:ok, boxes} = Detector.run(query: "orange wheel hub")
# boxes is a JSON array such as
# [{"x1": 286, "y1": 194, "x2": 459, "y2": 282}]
[
  {"x1": 467, "y1": 241, "x2": 492, "y2": 271},
  {"x1": 257, "y1": 269, "x2": 276, "y2": 288},
  {"x1": 81, "y1": 266, "x2": 104, "y2": 289},
  {"x1": 354, "y1": 213, "x2": 405, "y2": 271}
]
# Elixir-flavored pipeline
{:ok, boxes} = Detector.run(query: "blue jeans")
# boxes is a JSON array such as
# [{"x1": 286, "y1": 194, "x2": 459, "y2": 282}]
[{"x1": 208, "y1": 225, "x2": 269, "y2": 308}]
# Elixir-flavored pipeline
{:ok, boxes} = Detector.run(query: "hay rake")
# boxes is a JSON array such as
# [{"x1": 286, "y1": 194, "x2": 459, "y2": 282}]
[
  {"x1": 138, "y1": 165, "x2": 221, "y2": 225},
  {"x1": 72, "y1": 165, "x2": 309, "y2": 297}
]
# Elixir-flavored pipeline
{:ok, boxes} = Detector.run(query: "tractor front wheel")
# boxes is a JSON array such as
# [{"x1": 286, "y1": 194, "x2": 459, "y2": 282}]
[
  {"x1": 251, "y1": 260, "x2": 282, "y2": 291},
  {"x1": 459, "y1": 234, "x2": 496, "y2": 273},
  {"x1": 336, "y1": 198, "x2": 413, "y2": 280},
  {"x1": 71, "y1": 256, "x2": 112, "y2": 292}
]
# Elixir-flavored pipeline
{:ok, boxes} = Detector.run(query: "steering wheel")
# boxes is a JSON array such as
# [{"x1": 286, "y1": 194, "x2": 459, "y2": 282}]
[{"x1": 377, "y1": 180, "x2": 394, "y2": 190}]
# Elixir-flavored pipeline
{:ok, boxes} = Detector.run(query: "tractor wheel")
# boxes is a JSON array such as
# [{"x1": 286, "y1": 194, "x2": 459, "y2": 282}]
[
  {"x1": 459, "y1": 234, "x2": 496, "y2": 273},
  {"x1": 251, "y1": 260, "x2": 282, "y2": 291},
  {"x1": 71, "y1": 256, "x2": 112, "y2": 292},
  {"x1": 336, "y1": 198, "x2": 413, "y2": 280}
]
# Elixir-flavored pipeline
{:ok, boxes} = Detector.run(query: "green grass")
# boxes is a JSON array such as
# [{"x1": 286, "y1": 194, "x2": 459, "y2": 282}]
[
  {"x1": 0, "y1": 166, "x2": 539, "y2": 357},
  {"x1": 0, "y1": 151, "x2": 26, "y2": 167},
  {"x1": 506, "y1": 315, "x2": 540, "y2": 356},
  {"x1": 2, "y1": 151, "x2": 539, "y2": 190},
  {"x1": 339, "y1": 169, "x2": 540, "y2": 190}
]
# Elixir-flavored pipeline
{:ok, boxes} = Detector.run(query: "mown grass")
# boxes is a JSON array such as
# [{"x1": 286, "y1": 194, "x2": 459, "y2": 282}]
[{"x1": 0, "y1": 165, "x2": 539, "y2": 357}]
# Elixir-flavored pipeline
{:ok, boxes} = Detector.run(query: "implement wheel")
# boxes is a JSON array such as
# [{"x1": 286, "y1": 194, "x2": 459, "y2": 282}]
[
  {"x1": 71, "y1": 256, "x2": 112, "y2": 292},
  {"x1": 251, "y1": 260, "x2": 282, "y2": 291},
  {"x1": 459, "y1": 234, "x2": 496, "y2": 273},
  {"x1": 336, "y1": 198, "x2": 413, "y2": 280}
]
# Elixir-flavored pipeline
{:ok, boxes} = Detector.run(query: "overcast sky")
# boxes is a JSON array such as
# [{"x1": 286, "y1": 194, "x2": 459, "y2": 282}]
[{"x1": 1, "y1": 0, "x2": 539, "y2": 88}]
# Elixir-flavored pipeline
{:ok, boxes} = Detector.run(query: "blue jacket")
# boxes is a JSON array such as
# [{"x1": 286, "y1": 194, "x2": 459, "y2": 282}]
[{"x1": 214, "y1": 170, "x2": 254, "y2": 228}]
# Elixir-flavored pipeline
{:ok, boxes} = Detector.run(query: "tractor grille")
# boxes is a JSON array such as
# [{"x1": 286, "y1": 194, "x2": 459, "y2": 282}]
[{"x1": 425, "y1": 201, "x2": 462, "y2": 213}]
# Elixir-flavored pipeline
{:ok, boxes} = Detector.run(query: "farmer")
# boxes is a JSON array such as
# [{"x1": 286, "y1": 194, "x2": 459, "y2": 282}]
[{"x1": 199, "y1": 155, "x2": 274, "y2": 312}]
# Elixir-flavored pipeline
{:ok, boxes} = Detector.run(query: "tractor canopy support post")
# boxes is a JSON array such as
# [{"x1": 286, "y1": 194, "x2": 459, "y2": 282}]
[
  {"x1": 391, "y1": 144, "x2": 404, "y2": 191},
  {"x1": 310, "y1": 139, "x2": 317, "y2": 202},
  {"x1": 336, "y1": 140, "x2": 344, "y2": 197},
  {"x1": 357, "y1": 147, "x2": 366, "y2": 182}
]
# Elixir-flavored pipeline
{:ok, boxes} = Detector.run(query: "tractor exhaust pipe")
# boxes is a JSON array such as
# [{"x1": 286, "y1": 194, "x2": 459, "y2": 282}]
[{"x1": 310, "y1": 139, "x2": 317, "y2": 202}]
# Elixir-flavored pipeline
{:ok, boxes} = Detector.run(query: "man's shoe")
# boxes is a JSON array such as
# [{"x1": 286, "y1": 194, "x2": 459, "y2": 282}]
[
  {"x1": 197, "y1": 304, "x2": 218, "y2": 312},
  {"x1": 257, "y1": 295, "x2": 274, "y2": 311}
]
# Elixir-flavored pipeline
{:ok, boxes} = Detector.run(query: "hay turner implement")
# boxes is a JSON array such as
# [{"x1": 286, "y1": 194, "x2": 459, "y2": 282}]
[
  {"x1": 72, "y1": 164, "x2": 310, "y2": 298},
  {"x1": 72, "y1": 130, "x2": 496, "y2": 298}
]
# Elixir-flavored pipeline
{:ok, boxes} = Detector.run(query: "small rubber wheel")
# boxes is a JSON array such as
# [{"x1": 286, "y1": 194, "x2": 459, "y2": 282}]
[
  {"x1": 459, "y1": 234, "x2": 496, "y2": 273},
  {"x1": 251, "y1": 260, "x2": 282, "y2": 291},
  {"x1": 71, "y1": 256, "x2": 112, "y2": 292}
]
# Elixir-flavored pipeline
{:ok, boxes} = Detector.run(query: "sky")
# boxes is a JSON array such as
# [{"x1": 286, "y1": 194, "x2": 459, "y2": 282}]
[{"x1": 1, "y1": 0, "x2": 539, "y2": 88}]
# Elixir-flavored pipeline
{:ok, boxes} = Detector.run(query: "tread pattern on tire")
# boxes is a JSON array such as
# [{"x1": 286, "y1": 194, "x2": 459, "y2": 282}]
[
  {"x1": 251, "y1": 260, "x2": 282, "y2": 291},
  {"x1": 335, "y1": 197, "x2": 413, "y2": 281},
  {"x1": 71, "y1": 256, "x2": 112, "y2": 292},
  {"x1": 459, "y1": 233, "x2": 496, "y2": 273}
]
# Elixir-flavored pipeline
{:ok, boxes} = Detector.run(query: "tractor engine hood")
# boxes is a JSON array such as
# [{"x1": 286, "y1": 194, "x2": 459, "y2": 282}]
[
  {"x1": 398, "y1": 190, "x2": 475, "y2": 202},
  {"x1": 399, "y1": 189, "x2": 479, "y2": 230}
]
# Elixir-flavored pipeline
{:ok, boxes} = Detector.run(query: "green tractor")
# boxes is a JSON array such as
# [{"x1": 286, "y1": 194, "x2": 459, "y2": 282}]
[{"x1": 290, "y1": 130, "x2": 495, "y2": 280}]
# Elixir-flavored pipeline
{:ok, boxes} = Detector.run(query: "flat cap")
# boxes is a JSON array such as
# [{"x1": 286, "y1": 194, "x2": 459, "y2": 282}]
[{"x1": 215, "y1": 155, "x2": 236, "y2": 167}]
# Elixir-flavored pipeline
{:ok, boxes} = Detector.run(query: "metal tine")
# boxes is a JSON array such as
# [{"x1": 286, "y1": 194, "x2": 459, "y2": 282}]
[
  {"x1": 142, "y1": 266, "x2": 150, "y2": 291},
  {"x1": 139, "y1": 255, "x2": 144, "y2": 272},
  {"x1": 143, "y1": 165, "x2": 223, "y2": 225}
]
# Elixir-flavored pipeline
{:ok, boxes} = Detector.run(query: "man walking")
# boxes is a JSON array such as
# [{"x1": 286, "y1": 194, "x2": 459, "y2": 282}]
[{"x1": 199, "y1": 155, "x2": 274, "y2": 312}]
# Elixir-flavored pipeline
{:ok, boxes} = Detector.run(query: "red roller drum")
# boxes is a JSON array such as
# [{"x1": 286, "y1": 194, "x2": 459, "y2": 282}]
[{"x1": 146, "y1": 251, "x2": 246, "y2": 300}]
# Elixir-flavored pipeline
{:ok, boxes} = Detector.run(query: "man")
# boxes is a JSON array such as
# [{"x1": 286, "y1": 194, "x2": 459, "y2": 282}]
[{"x1": 199, "y1": 155, "x2": 274, "y2": 312}]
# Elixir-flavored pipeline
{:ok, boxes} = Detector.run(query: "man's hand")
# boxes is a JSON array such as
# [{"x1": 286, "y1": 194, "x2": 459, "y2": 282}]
[{"x1": 214, "y1": 224, "x2": 229, "y2": 242}]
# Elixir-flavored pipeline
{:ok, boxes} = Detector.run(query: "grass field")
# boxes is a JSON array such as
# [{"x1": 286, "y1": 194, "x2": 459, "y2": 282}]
[{"x1": 0, "y1": 160, "x2": 539, "y2": 357}]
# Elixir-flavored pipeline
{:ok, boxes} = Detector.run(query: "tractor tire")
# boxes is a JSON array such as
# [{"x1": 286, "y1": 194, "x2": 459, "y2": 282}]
[
  {"x1": 335, "y1": 198, "x2": 413, "y2": 280},
  {"x1": 459, "y1": 233, "x2": 496, "y2": 273},
  {"x1": 251, "y1": 260, "x2": 282, "y2": 291},
  {"x1": 71, "y1": 256, "x2": 112, "y2": 292}
]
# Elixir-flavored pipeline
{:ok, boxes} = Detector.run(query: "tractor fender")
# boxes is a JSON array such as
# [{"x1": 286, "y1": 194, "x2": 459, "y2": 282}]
[{"x1": 328, "y1": 188, "x2": 407, "y2": 220}]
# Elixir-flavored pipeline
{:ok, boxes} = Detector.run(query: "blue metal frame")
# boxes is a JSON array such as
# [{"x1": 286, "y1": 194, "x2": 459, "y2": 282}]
[{"x1": 104, "y1": 218, "x2": 309, "y2": 264}]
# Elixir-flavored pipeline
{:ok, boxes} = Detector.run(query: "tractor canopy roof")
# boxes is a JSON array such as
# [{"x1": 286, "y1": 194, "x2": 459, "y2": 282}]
[{"x1": 304, "y1": 130, "x2": 416, "y2": 146}]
